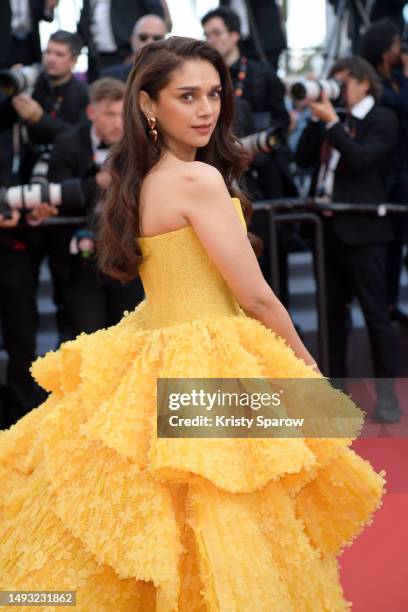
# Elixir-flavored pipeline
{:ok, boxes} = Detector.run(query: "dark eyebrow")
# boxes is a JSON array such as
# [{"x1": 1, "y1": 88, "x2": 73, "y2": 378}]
[{"x1": 176, "y1": 84, "x2": 222, "y2": 91}]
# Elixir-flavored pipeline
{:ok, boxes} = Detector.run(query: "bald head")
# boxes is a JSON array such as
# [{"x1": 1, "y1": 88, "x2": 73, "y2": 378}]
[{"x1": 131, "y1": 15, "x2": 168, "y2": 52}]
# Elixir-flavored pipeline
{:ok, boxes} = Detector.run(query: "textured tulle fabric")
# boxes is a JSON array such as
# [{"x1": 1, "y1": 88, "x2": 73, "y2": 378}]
[{"x1": 0, "y1": 198, "x2": 386, "y2": 611}]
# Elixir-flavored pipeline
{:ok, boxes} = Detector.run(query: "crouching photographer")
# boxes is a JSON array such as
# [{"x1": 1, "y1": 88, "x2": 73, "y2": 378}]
[
  {"x1": 48, "y1": 77, "x2": 144, "y2": 337},
  {"x1": 295, "y1": 55, "x2": 401, "y2": 422}
]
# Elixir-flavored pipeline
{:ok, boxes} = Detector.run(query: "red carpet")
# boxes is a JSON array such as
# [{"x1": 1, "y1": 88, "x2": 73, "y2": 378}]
[{"x1": 339, "y1": 435, "x2": 408, "y2": 611}]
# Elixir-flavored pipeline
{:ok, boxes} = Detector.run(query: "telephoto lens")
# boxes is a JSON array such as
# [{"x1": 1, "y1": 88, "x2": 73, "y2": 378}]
[
  {"x1": 0, "y1": 64, "x2": 41, "y2": 97},
  {"x1": 289, "y1": 78, "x2": 342, "y2": 102}
]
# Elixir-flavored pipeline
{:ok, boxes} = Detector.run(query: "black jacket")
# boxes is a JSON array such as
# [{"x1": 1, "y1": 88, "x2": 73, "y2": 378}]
[
  {"x1": 78, "y1": 0, "x2": 164, "y2": 53},
  {"x1": 229, "y1": 56, "x2": 289, "y2": 130},
  {"x1": 371, "y1": 0, "x2": 407, "y2": 32},
  {"x1": 220, "y1": 0, "x2": 286, "y2": 53},
  {"x1": 27, "y1": 73, "x2": 89, "y2": 143},
  {"x1": 229, "y1": 55, "x2": 295, "y2": 197},
  {"x1": 296, "y1": 105, "x2": 398, "y2": 245},
  {"x1": 1, "y1": 72, "x2": 89, "y2": 181},
  {"x1": 48, "y1": 122, "x2": 99, "y2": 215},
  {"x1": 0, "y1": 0, "x2": 52, "y2": 68},
  {"x1": 101, "y1": 62, "x2": 133, "y2": 82}
]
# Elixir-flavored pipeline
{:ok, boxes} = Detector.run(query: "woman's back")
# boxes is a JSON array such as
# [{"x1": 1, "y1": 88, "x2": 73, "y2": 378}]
[{"x1": 137, "y1": 195, "x2": 245, "y2": 328}]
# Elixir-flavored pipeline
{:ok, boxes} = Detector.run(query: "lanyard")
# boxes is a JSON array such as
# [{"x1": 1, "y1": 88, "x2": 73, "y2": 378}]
[
  {"x1": 50, "y1": 95, "x2": 64, "y2": 118},
  {"x1": 234, "y1": 56, "x2": 248, "y2": 97}
]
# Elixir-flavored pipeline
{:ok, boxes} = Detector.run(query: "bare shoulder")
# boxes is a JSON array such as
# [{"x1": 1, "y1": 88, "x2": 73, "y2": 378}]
[
  {"x1": 180, "y1": 161, "x2": 224, "y2": 184},
  {"x1": 157, "y1": 160, "x2": 226, "y2": 199},
  {"x1": 139, "y1": 161, "x2": 227, "y2": 235},
  {"x1": 142, "y1": 160, "x2": 224, "y2": 199},
  {"x1": 176, "y1": 161, "x2": 230, "y2": 210}
]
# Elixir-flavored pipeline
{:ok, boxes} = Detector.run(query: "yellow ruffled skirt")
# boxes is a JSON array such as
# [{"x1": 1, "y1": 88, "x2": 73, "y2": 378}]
[{"x1": 0, "y1": 306, "x2": 386, "y2": 611}]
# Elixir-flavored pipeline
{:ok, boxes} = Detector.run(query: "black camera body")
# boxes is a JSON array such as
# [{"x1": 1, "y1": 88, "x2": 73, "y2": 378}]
[
  {"x1": 240, "y1": 125, "x2": 286, "y2": 156},
  {"x1": 0, "y1": 64, "x2": 42, "y2": 98}
]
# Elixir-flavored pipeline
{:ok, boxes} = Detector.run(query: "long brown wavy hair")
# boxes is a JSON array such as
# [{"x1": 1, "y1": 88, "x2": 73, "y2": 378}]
[{"x1": 97, "y1": 36, "x2": 260, "y2": 283}]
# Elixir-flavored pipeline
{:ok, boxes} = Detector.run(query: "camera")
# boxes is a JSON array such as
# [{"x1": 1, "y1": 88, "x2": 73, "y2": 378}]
[
  {"x1": 0, "y1": 178, "x2": 85, "y2": 220},
  {"x1": 0, "y1": 64, "x2": 42, "y2": 97},
  {"x1": 240, "y1": 126, "x2": 284, "y2": 157},
  {"x1": 289, "y1": 78, "x2": 343, "y2": 103}
]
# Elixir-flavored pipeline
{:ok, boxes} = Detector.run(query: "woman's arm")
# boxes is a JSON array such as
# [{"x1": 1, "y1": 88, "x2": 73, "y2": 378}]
[{"x1": 178, "y1": 162, "x2": 320, "y2": 372}]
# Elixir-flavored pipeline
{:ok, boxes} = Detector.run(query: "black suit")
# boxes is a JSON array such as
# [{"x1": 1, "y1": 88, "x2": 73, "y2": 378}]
[
  {"x1": 296, "y1": 106, "x2": 397, "y2": 244},
  {"x1": 227, "y1": 54, "x2": 295, "y2": 304},
  {"x1": 101, "y1": 62, "x2": 133, "y2": 83},
  {"x1": 48, "y1": 124, "x2": 144, "y2": 337},
  {"x1": 0, "y1": 0, "x2": 53, "y2": 68},
  {"x1": 371, "y1": 0, "x2": 407, "y2": 32},
  {"x1": 296, "y1": 105, "x2": 398, "y2": 377},
  {"x1": 220, "y1": 0, "x2": 286, "y2": 70},
  {"x1": 78, "y1": 0, "x2": 164, "y2": 80},
  {"x1": 1, "y1": 72, "x2": 89, "y2": 183}
]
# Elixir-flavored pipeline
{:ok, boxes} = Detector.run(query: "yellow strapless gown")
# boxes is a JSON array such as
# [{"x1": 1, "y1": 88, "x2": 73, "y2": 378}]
[{"x1": 0, "y1": 197, "x2": 386, "y2": 611}]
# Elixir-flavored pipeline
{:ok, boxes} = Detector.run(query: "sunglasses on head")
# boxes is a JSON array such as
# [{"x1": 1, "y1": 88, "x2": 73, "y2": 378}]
[{"x1": 137, "y1": 33, "x2": 164, "y2": 42}]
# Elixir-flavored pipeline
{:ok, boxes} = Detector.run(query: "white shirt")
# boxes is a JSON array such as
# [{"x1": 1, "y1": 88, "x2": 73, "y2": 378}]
[
  {"x1": 90, "y1": 124, "x2": 110, "y2": 166},
  {"x1": 10, "y1": 0, "x2": 32, "y2": 36},
  {"x1": 229, "y1": 0, "x2": 250, "y2": 37},
  {"x1": 318, "y1": 95, "x2": 375, "y2": 199},
  {"x1": 90, "y1": 0, "x2": 117, "y2": 53},
  {"x1": 350, "y1": 94, "x2": 375, "y2": 120}
]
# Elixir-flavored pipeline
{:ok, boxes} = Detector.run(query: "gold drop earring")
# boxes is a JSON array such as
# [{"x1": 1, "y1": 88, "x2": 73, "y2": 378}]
[{"x1": 147, "y1": 116, "x2": 158, "y2": 142}]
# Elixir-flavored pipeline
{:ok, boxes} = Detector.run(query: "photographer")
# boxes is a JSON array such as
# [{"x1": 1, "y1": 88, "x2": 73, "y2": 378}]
[
  {"x1": 202, "y1": 7, "x2": 297, "y2": 304},
  {"x1": 0, "y1": 107, "x2": 57, "y2": 430},
  {"x1": 0, "y1": 30, "x2": 90, "y2": 348},
  {"x1": 48, "y1": 78, "x2": 144, "y2": 337},
  {"x1": 295, "y1": 56, "x2": 401, "y2": 422},
  {"x1": 0, "y1": 30, "x2": 88, "y2": 182},
  {"x1": 362, "y1": 18, "x2": 408, "y2": 325}
]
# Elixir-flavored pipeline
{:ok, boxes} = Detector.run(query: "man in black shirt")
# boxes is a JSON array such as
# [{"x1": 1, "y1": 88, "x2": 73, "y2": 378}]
[{"x1": 1, "y1": 30, "x2": 88, "y2": 182}]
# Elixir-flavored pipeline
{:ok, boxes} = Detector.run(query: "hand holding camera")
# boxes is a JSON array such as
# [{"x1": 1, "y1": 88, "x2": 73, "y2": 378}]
[
  {"x1": 308, "y1": 90, "x2": 339, "y2": 124},
  {"x1": 0, "y1": 210, "x2": 20, "y2": 229},
  {"x1": 25, "y1": 202, "x2": 59, "y2": 226},
  {"x1": 11, "y1": 94, "x2": 44, "y2": 124}
]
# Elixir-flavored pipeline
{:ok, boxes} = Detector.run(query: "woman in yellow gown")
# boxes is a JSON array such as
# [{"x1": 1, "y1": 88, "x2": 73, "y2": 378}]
[{"x1": 0, "y1": 36, "x2": 386, "y2": 611}]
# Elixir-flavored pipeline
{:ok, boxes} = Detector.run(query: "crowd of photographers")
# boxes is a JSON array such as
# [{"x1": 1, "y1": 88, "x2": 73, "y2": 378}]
[{"x1": 0, "y1": 1, "x2": 407, "y2": 427}]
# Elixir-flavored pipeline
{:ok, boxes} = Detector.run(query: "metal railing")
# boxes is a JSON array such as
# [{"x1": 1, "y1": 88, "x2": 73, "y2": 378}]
[
  {"x1": 252, "y1": 198, "x2": 408, "y2": 373},
  {"x1": 11, "y1": 197, "x2": 408, "y2": 373}
]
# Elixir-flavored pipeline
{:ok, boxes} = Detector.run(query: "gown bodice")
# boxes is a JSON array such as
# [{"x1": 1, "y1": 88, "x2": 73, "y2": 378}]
[{"x1": 137, "y1": 196, "x2": 246, "y2": 329}]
